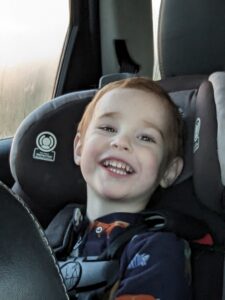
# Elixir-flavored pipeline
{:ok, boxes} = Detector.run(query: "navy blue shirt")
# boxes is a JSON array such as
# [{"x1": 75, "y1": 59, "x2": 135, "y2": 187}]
[{"x1": 59, "y1": 212, "x2": 192, "y2": 300}]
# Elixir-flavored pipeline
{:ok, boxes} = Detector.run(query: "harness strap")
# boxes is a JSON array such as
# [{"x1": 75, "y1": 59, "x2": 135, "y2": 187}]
[{"x1": 99, "y1": 223, "x2": 148, "y2": 260}]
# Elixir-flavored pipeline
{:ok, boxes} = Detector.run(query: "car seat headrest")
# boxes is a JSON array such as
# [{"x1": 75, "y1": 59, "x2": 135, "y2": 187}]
[
  {"x1": 10, "y1": 90, "x2": 96, "y2": 227},
  {"x1": 159, "y1": 0, "x2": 225, "y2": 77},
  {"x1": 99, "y1": 72, "x2": 137, "y2": 88}
]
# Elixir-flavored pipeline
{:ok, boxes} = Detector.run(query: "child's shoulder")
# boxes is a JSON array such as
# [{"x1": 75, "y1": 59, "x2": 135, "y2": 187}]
[{"x1": 125, "y1": 231, "x2": 187, "y2": 258}]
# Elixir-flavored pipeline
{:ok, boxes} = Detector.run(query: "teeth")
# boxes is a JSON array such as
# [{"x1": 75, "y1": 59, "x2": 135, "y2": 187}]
[
  {"x1": 103, "y1": 160, "x2": 134, "y2": 174},
  {"x1": 117, "y1": 162, "x2": 122, "y2": 168},
  {"x1": 126, "y1": 165, "x2": 130, "y2": 172},
  {"x1": 108, "y1": 168, "x2": 127, "y2": 175},
  {"x1": 104, "y1": 161, "x2": 109, "y2": 167},
  {"x1": 112, "y1": 161, "x2": 117, "y2": 167}
]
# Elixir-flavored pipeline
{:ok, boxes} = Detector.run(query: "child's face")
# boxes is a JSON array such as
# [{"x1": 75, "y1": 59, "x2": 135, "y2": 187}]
[{"x1": 74, "y1": 88, "x2": 182, "y2": 209}]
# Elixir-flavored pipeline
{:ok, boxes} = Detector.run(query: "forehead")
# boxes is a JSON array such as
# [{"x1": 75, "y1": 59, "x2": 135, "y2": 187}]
[{"x1": 93, "y1": 87, "x2": 169, "y2": 122}]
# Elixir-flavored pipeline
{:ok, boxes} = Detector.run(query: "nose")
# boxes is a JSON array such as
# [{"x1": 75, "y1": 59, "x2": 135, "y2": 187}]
[{"x1": 110, "y1": 135, "x2": 131, "y2": 151}]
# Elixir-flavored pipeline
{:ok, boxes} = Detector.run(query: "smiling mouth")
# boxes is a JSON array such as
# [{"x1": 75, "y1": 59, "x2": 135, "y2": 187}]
[{"x1": 101, "y1": 159, "x2": 135, "y2": 176}]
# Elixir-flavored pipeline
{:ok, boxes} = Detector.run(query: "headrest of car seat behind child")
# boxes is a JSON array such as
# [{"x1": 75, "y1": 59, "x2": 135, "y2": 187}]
[
  {"x1": 0, "y1": 181, "x2": 68, "y2": 300},
  {"x1": 10, "y1": 90, "x2": 96, "y2": 227},
  {"x1": 158, "y1": 0, "x2": 225, "y2": 77}
]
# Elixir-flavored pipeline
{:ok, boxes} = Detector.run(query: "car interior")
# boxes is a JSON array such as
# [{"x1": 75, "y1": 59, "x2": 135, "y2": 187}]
[{"x1": 0, "y1": 0, "x2": 225, "y2": 299}]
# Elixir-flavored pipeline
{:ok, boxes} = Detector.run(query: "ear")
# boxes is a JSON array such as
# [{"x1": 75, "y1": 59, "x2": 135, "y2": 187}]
[
  {"x1": 160, "y1": 157, "x2": 184, "y2": 188},
  {"x1": 73, "y1": 132, "x2": 82, "y2": 165}
]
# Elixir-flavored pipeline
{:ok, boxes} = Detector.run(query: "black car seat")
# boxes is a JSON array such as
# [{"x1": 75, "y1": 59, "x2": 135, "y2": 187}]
[
  {"x1": 0, "y1": 181, "x2": 69, "y2": 300},
  {"x1": 9, "y1": 72, "x2": 225, "y2": 299},
  {"x1": 9, "y1": 71, "x2": 225, "y2": 299}
]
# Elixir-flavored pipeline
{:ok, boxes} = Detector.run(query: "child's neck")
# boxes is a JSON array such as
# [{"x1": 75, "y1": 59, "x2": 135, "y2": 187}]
[{"x1": 86, "y1": 187, "x2": 147, "y2": 221}]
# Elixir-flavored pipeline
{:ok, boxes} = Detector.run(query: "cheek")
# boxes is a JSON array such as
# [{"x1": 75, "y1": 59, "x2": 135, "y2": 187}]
[
  {"x1": 79, "y1": 140, "x2": 101, "y2": 171},
  {"x1": 141, "y1": 150, "x2": 164, "y2": 177},
  {"x1": 79, "y1": 154, "x2": 95, "y2": 183}
]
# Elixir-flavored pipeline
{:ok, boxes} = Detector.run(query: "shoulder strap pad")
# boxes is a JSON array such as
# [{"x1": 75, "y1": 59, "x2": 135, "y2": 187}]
[
  {"x1": 143, "y1": 209, "x2": 209, "y2": 240},
  {"x1": 45, "y1": 203, "x2": 85, "y2": 252}
]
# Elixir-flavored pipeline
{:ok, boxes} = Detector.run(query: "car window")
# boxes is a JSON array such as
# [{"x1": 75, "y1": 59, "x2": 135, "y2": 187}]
[{"x1": 0, "y1": 0, "x2": 69, "y2": 138}]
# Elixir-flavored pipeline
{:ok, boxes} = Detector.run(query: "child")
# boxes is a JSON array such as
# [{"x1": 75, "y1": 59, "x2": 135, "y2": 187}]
[{"x1": 51, "y1": 77, "x2": 191, "y2": 299}]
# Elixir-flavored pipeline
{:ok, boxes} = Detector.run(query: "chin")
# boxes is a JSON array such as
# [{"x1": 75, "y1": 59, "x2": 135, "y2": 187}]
[{"x1": 101, "y1": 192, "x2": 128, "y2": 202}]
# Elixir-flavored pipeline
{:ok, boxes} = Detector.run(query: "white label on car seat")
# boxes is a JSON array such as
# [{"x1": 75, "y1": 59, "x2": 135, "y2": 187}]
[
  {"x1": 33, "y1": 131, "x2": 57, "y2": 162},
  {"x1": 193, "y1": 118, "x2": 201, "y2": 153}
]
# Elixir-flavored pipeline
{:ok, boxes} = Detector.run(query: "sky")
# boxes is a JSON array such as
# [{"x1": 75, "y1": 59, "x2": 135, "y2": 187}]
[{"x1": 0, "y1": 0, "x2": 69, "y2": 67}]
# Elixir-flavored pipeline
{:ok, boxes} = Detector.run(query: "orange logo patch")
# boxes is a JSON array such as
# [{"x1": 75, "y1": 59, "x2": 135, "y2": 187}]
[{"x1": 91, "y1": 220, "x2": 129, "y2": 237}]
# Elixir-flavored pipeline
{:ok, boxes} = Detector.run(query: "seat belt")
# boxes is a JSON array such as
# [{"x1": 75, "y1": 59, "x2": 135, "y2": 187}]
[{"x1": 114, "y1": 39, "x2": 140, "y2": 73}]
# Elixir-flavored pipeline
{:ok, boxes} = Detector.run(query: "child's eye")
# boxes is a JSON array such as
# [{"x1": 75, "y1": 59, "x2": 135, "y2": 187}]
[
  {"x1": 138, "y1": 135, "x2": 156, "y2": 143},
  {"x1": 99, "y1": 126, "x2": 116, "y2": 133}
]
